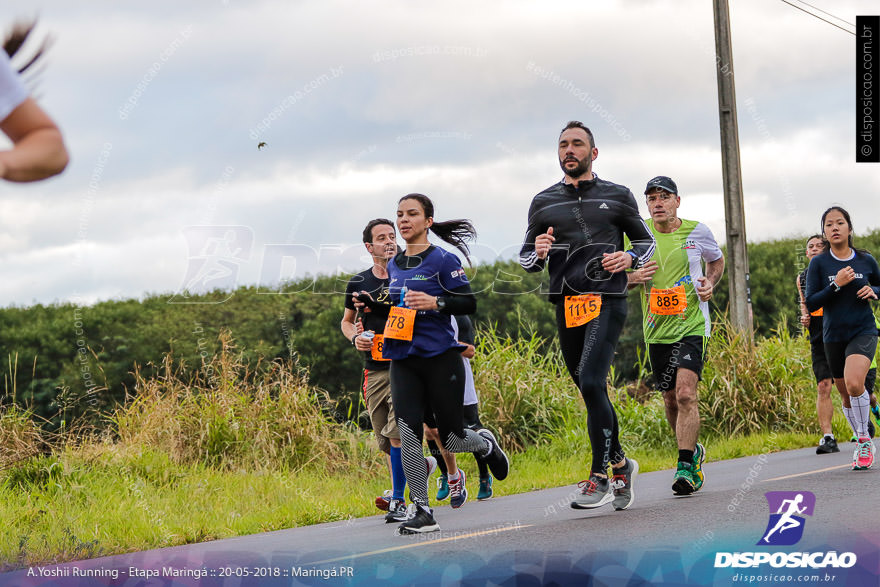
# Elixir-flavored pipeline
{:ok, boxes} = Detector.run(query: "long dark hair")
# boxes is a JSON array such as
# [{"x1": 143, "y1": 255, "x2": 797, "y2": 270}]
[
  {"x1": 398, "y1": 193, "x2": 476, "y2": 264},
  {"x1": 4, "y1": 20, "x2": 51, "y2": 75}
]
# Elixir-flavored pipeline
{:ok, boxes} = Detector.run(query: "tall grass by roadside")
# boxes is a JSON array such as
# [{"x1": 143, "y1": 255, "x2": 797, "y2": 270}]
[
  {"x1": 474, "y1": 318, "x2": 821, "y2": 452},
  {"x1": 111, "y1": 331, "x2": 367, "y2": 471},
  {"x1": 699, "y1": 319, "x2": 816, "y2": 436},
  {"x1": 0, "y1": 319, "x2": 843, "y2": 570},
  {"x1": 0, "y1": 405, "x2": 52, "y2": 472},
  {"x1": 472, "y1": 329, "x2": 582, "y2": 451}
]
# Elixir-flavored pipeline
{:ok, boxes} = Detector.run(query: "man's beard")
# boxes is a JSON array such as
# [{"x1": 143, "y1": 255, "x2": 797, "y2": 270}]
[{"x1": 560, "y1": 156, "x2": 591, "y2": 178}]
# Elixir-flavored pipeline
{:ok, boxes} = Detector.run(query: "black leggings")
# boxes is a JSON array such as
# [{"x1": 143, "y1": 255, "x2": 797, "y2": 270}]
[
  {"x1": 391, "y1": 349, "x2": 488, "y2": 507},
  {"x1": 555, "y1": 296, "x2": 627, "y2": 474}
]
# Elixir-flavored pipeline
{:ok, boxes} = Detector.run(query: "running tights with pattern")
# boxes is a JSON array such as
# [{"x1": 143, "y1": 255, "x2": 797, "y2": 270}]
[{"x1": 390, "y1": 349, "x2": 488, "y2": 507}]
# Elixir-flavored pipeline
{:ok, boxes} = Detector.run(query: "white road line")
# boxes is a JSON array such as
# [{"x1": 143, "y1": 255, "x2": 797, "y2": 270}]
[
  {"x1": 308, "y1": 523, "x2": 532, "y2": 565},
  {"x1": 762, "y1": 463, "x2": 850, "y2": 482}
]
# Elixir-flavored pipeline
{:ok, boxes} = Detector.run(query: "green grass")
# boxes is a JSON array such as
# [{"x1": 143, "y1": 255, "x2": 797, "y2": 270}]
[
  {"x1": 0, "y1": 421, "x2": 833, "y2": 570},
  {"x1": 0, "y1": 444, "x2": 390, "y2": 570},
  {"x1": 0, "y1": 322, "x2": 865, "y2": 569}
]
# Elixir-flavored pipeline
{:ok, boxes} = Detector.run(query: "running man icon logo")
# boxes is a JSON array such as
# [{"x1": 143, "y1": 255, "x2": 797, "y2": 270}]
[
  {"x1": 758, "y1": 491, "x2": 816, "y2": 546},
  {"x1": 170, "y1": 226, "x2": 254, "y2": 304}
]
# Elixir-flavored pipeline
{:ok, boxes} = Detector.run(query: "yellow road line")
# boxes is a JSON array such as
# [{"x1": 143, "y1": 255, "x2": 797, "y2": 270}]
[
  {"x1": 309, "y1": 523, "x2": 532, "y2": 565},
  {"x1": 762, "y1": 463, "x2": 851, "y2": 482}
]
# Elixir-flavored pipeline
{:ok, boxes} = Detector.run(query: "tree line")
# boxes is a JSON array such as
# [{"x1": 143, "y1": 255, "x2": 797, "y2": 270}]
[{"x1": 2, "y1": 229, "x2": 878, "y2": 429}]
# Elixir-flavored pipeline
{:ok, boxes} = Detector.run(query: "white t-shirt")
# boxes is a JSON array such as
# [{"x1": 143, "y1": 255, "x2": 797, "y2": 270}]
[
  {"x1": 0, "y1": 51, "x2": 28, "y2": 122},
  {"x1": 450, "y1": 315, "x2": 478, "y2": 406}
]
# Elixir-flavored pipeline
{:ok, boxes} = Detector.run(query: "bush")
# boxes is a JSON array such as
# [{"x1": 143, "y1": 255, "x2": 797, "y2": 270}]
[
  {"x1": 613, "y1": 392, "x2": 675, "y2": 450},
  {"x1": 110, "y1": 331, "x2": 363, "y2": 471},
  {"x1": 472, "y1": 328, "x2": 583, "y2": 451},
  {"x1": 0, "y1": 405, "x2": 51, "y2": 472},
  {"x1": 2, "y1": 455, "x2": 63, "y2": 491},
  {"x1": 699, "y1": 319, "x2": 816, "y2": 436}
]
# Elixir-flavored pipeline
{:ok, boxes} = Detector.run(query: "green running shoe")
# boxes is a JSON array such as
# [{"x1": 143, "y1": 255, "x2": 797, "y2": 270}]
[
  {"x1": 435, "y1": 473, "x2": 450, "y2": 501},
  {"x1": 672, "y1": 461, "x2": 697, "y2": 496},
  {"x1": 477, "y1": 475, "x2": 493, "y2": 500},
  {"x1": 692, "y1": 442, "x2": 706, "y2": 491}
]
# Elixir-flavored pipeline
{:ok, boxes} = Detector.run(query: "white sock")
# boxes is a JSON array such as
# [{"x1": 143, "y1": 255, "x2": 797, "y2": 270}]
[
  {"x1": 447, "y1": 470, "x2": 460, "y2": 483},
  {"x1": 851, "y1": 391, "x2": 871, "y2": 438},
  {"x1": 842, "y1": 406, "x2": 858, "y2": 436}
]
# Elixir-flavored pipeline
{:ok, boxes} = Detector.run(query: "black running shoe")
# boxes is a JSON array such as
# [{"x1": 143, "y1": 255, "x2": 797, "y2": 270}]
[
  {"x1": 384, "y1": 499, "x2": 408, "y2": 523},
  {"x1": 816, "y1": 435, "x2": 840, "y2": 454},
  {"x1": 397, "y1": 505, "x2": 439, "y2": 535},
  {"x1": 477, "y1": 429, "x2": 509, "y2": 481}
]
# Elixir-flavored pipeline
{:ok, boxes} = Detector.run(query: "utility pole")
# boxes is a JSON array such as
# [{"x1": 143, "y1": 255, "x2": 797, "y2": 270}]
[{"x1": 713, "y1": 0, "x2": 754, "y2": 343}]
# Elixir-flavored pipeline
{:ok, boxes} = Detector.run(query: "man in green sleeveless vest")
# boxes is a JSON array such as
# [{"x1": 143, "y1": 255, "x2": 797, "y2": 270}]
[{"x1": 627, "y1": 176, "x2": 725, "y2": 495}]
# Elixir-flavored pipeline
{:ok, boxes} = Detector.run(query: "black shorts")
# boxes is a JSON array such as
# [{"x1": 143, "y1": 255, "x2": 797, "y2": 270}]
[
  {"x1": 867, "y1": 368, "x2": 877, "y2": 395},
  {"x1": 463, "y1": 403, "x2": 482, "y2": 430},
  {"x1": 824, "y1": 334, "x2": 878, "y2": 380},
  {"x1": 809, "y1": 337, "x2": 832, "y2": 383},
  {"x1": 426, "y1": 404, "x2": 482, "y2": 430},
  {"x1": 649, "y1": 336, "x2": 706, "y2": 394}
]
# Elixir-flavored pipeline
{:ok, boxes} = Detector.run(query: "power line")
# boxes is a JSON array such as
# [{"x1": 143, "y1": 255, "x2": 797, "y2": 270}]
[
  {"x1": 779, "y1": 0, "x2": 855, "y2": 35},
  {"x1": 792, "y1": 0, "x2": 854, "y2": 27}
]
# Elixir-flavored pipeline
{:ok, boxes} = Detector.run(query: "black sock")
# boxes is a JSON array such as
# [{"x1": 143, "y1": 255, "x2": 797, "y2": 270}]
[
  {"x1": 426, "y1": 440, "x2": 448, "y2": 475},
  {"x1": 679, "y1": 449, "x2": 695, "y2": 464},
  {"x1": 474, "y1": 453, "x2": 489, "y2": 478}
]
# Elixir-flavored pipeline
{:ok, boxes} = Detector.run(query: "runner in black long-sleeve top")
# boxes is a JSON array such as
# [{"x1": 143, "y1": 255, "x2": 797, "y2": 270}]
[
  {"x1": 519, "y1": 121, "x2": 655, "y2": 511},
  {"x1": 805, "y1": 206, "x2": 879, "y2": 470}
]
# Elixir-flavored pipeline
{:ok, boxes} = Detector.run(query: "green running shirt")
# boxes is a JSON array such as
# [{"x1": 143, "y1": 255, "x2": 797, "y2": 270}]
[{"x1": 632, "y1": 218, "x2": 723, "y2": 344}]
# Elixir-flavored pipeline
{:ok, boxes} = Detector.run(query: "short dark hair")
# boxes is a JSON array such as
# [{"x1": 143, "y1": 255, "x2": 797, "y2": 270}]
[
  {"x1": 805, "y1": 234, "x2": 823, "y2": 246},
  {"x1": 559, "y1": 120, "x2": 595, "y2": 149},
  {"x1": 362, "y1": 218, "x2": 395, "y2": 243}
]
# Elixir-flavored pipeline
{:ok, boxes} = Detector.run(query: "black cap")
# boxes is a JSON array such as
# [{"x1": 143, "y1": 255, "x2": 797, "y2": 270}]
[{"x1": 644, "y1": 176, "x2": 678, "y2": 195}]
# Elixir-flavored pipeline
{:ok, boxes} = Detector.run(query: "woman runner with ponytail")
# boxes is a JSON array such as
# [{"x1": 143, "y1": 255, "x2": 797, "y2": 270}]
[{"x1": 383, "y1": 193, "x2": 509, "y2": 534}]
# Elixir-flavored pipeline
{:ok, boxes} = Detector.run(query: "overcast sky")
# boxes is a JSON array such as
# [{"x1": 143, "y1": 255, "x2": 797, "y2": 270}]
[{"x1": 1, "y1": 0, "x2": 875, "y2": 306}]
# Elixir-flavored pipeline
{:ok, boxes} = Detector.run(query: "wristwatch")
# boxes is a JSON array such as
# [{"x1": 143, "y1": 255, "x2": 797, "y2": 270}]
[
  {"x1": 436, "y1": 296, "x2": 447, "y2": 311},
  {"x1": 831, "y1": 281, "x2": 841, "y2": 292}
]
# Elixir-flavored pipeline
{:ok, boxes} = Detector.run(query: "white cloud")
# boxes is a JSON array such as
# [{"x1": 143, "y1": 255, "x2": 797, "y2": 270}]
[{"x1": 0, "y1": 0, "x2": 874, "y2": 305}]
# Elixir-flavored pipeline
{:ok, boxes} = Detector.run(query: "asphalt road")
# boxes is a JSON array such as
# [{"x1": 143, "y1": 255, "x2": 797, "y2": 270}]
[{"x1": 2, "y1": 445, "x2": 878, "y2": 586}]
